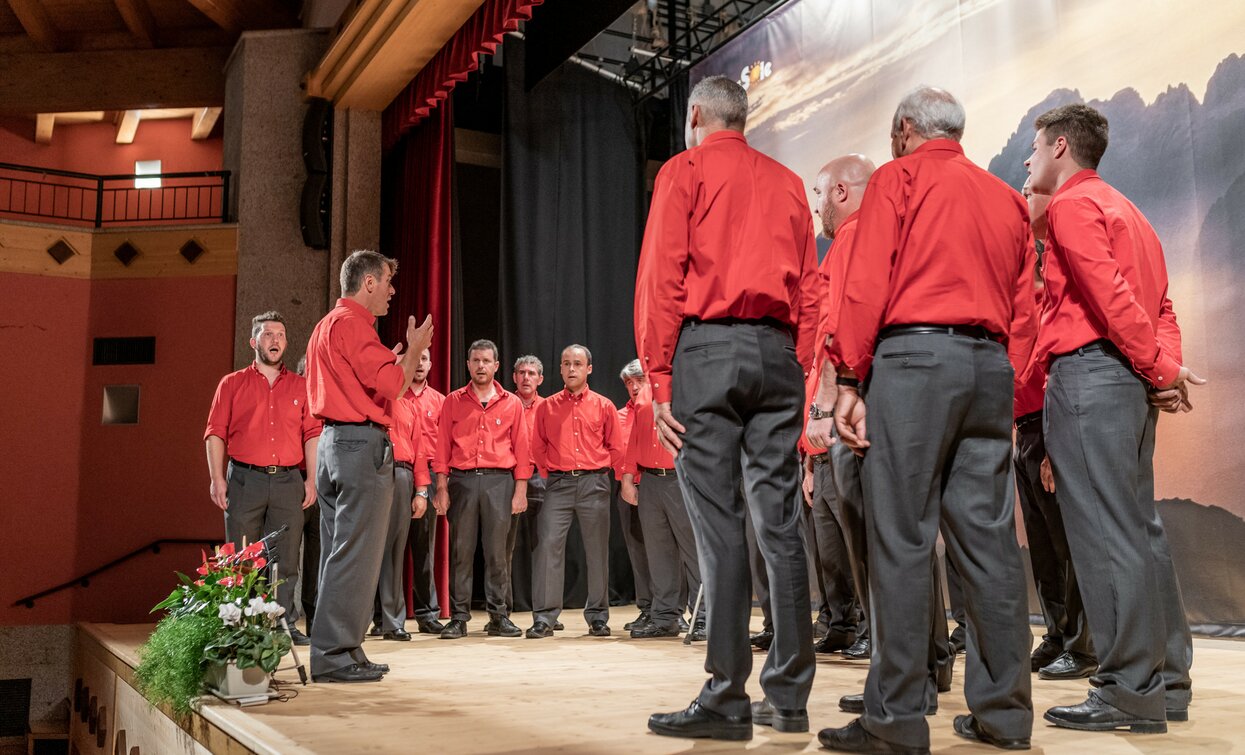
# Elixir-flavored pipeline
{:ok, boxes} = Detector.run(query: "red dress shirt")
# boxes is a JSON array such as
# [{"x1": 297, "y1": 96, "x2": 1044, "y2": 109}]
[
  {"x1": 205, "y1": 363, "x2": 321, "y2": 467},
  {"x1": 1033, "y1": 169, "x2": 1181, "y2": 386},
  {"x1": 389, "y1": 388, "x2": 433, "y2": 486},
  {"x1": 798, "y1": 365, "x2": 828, "y2": 457},
  {"x1": 306, "y1": 298, "x2": 405, "y2": 426},
  {"x1": 531, "y1": 387, "x2": 623, "y2": 475},
  {"x1": 432, "y1": 382, "x2": 532, "y2": 478},
  {"x1": 621, "y1": 384, "x2": 677, "y2": 476},
  {"x1": 818, "y1": 212, "x2": 861, "y2": 346},
  {"x1": 1014, "y1": 287, "x2": 1048, "y2": 418},
  {"x1": 828, "y1": 140, "x2": 1037, "y2": 380},
  {"x1": 635, "y1": 130, "x2": 823, "y2": 402}
]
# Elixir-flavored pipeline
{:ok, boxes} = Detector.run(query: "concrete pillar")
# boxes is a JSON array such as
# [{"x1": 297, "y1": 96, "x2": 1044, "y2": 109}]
[{"x1": 328, "y1": 108, "x2": 382, "y2": 303}]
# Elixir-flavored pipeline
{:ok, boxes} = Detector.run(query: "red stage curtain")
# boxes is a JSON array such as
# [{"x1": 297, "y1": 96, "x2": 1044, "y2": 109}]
[
  {"x1": 381, "y1": 0, "x2": 544, "y2": 150},
  {"x1": 382, "y1": 101, "x2": 455, "y2": 618}
]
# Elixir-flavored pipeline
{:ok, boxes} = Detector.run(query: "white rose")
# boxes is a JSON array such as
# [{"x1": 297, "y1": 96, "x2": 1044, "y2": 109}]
[{"x1": 218, "y1": 603, "x2": 242, "y2": 626}]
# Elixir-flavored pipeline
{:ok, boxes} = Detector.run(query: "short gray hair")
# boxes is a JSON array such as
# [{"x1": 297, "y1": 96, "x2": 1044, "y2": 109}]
[
  {"x1": 562, "y1": 344, "x2": 592, "y2": 365},
  {"x1": 468, "y1": 339, "x2": 499, "y2": 362},
  {"x1": 250, "y1": 310, "x2": 285, "y2": 340},
  {"x1": 689, "y1": 75, "x2": 748, "y2": 130},
  {"x1": 619, "y1": 359, "x2": 643, "y2": 380},
  {"x1": 340, "y1": 249, "x2": 398, "y2": 295},
  {"x1": 891, "y1": 85, "x2": 965, "y2": 142},
  {"x1": 513, "y1": 355, "x2": 543, "y2": 375}
]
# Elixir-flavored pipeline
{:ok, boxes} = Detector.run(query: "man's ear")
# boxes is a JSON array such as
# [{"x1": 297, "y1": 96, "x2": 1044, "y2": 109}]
[{"x1": 1053, "y1": 135, "x2": 1069, "y2": 160}]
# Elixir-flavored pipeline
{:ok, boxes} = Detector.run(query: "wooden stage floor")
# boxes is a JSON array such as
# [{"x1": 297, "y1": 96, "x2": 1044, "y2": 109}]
[{"x1": 92, "y1": 612, "x2": 1245, "y2": 754}]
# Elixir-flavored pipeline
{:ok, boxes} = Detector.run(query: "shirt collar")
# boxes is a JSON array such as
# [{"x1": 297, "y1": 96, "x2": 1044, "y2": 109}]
[
  {"x1": 337, "y1": 297, "x2": 376, "y2": 325},
  {"x1": 247, "y1": 361, "x2": 288, "y2": 380},
  {"x1": 910, "y1": 138, "x2": 965, "y2": 157},
  {"x1": 562, "y1": 386, "x2": 589, "y2": 401},
  {"x1": 1054, "y1": 168, "x2": 1100, "y2": 198},
  {"x1": 836, "y1": 210, "x2": 861, "y2": 235},
  {"x1": 458, "y1": 381, "x2": 510, "y2": 401}
]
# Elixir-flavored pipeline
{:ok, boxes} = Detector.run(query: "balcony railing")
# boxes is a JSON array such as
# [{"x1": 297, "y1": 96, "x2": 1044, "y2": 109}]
[{"x1": 0, "y1": 162, "x2": 230, "y2": 228}]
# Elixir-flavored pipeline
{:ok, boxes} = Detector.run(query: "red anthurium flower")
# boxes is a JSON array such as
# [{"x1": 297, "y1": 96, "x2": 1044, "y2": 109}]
[
  {"x1": 253, "y1": 557, "x2": 267, "y2": 571},
  {"x1": 194, "y1": 579, "x2": 204, "y2": 586},
  {"x1": 196, "y1": 564, "x2": 209, "y2": 575},
  {"x1": 217, "y1": 542, "x2": 236, "y2": 557}
]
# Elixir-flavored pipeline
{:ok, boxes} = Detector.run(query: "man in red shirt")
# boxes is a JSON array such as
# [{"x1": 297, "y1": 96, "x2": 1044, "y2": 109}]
[
  {"x1": 402, "y1": 348, "x2": 447, "y2": 635},
  {"x1": 1026, "y1": 104, "x2": 1202, "y2": 733},
  {"x1": 1011, "y1": 180, "x2": 1096, "y2": 682},
  {"x1": 205, "y1": 311, "x2": 321, "y2": 646},
  {"x1": 432, "y1": 339, "x2": 530, "y2": 639},
  {"x1": 305, "y1": 250, "x2": 433, "y2": 683},
  {"x1": 506, "y1": 355, "x2": 546, "y2": 622},
  {"x1": 527, "y1": 344, "x2": 623, "y2": 639},
  {"x1": 812, "y1": 87, "x2": 1036, "y2": 753},
  {"x1": 370, "y1": 348, "x2": 434, "y2": 642},
  {"x1": 617, "y1": 359, "x2": 655, "y2": 631},
  {"x1": 619, "y1": 377, "x2": 702, "y2": 640},
  {"x1": 638, "y1": 76, "x2": 820, "y2": 741}
]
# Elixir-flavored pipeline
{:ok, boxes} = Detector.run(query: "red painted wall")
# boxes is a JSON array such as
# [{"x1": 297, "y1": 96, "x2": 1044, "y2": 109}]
[
  {"x1": 0, "y1": 271, "x2": 235, "y2": 625},
  {"x1": 0, "y1": 117, "x2": 223, "y2": 175}
]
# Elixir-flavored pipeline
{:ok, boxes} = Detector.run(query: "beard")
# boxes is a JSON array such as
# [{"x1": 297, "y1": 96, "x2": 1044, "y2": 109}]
[{"x1": 256, "y1": 349, "x2": 283, "y2": 368}]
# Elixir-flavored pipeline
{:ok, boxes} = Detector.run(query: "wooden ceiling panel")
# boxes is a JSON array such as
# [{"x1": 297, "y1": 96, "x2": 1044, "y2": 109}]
[
  {"x1": 145, "y1": 0, "x2": 217, "y2": 28},
  {"x1": 38, "y1": 1, "x2": 126, "y2": 33},
  {"x1": 0, "y1": 4, "x2": 22, "y2": 34}
]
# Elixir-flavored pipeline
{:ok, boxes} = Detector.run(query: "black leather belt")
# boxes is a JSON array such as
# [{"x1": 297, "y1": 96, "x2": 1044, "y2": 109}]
[
  {"x1": 549, "y1": 468, "x2": 610, "y2": 478},
  {"x1": 811, "y1": 453, "x2": 830, "y2": 466},
  {"x1": 231, "y1": 459, "x2": 298, "y2": 475},
  {"x1": 686, "y1": 316, "x2": 790, "y2": 332},
  {"x1": 639, "y1": 466, "x2": 675, "y2": 476},
  {"x1": 1053, "y1": 339, "x2": 1124, "y2": 361},
  {"x1": 1014, "y1": 411, "x2": 1042, "y2": 430},
  {"x1": 450, "y1": 467, "x2": 511, "y2": 476},
  {"x1": 324, "y1": 419, "x2": 388, "y2": 431},
  {"x1": 394, "y1": 460, "x2": 414, "y2": 472},
  {"x1": 879, "y1": 324, "x2": 1001, "y2": 342}
]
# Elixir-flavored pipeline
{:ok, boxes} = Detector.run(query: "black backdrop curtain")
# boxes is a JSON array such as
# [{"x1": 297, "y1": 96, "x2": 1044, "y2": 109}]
[{"x1": 500, "y1": 37, "x2": 647, "y2": 612}]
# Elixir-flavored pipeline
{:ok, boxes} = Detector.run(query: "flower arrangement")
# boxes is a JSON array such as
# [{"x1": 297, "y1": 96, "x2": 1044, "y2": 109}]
[{"x1": 135, "y1": 541, "x2": 292, "y2": 714}]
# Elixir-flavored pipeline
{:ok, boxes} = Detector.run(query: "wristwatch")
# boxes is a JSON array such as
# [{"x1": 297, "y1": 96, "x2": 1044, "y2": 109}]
[
  {"x1": 414, "y1": 489, "x2": 430, "y2": 499},
  {"x1": 808, "y1": 403, "x2": 832, "y2": 420}
]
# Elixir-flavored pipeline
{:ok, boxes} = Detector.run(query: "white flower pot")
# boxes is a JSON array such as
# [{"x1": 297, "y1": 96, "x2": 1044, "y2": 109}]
[{"x1": 205, "y1": 661, "x2": 271, "y2": 699}]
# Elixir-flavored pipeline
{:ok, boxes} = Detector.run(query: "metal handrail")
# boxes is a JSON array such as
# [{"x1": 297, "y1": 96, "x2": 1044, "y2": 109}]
[{"x1": 10, "y1": 538, "x2": 222, "y2": 609}]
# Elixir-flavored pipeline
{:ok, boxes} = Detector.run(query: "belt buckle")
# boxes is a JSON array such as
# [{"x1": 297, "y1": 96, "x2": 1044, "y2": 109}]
[
  {"x1": 474, "y1": 469, "x2": 485, "y2": 476},
  {"x1": 264, "y1": 465, "x2": 279, "y2": 474},
  {"x1": 570, "y1": 469, "x2": 583, "y2": 477}
]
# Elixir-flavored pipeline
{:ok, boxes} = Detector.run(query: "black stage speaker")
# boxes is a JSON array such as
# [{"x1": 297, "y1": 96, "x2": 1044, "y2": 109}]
[{"x1": 301, "y1": 97, "x2": 333, "y2": 249}]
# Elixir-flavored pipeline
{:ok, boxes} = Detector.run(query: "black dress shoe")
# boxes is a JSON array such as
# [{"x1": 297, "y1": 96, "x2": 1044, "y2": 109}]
[
  {"x1": 416, "y1": 618, "x2": 445, "y2": 634},
  {"x1": 439, "y1": 619, "x2": 468, "y2": 639},
  {"x1": 383, "y1": 629, "x2": 412, "y2": 642},
  {"x1": 751, "y1": 697, "x2": 808, "y2": 733},
  {"x1": 486, "y1": 615, "x2": 523, "y2": 637},
  {"x1": 631, "y1": 621, "x2": 680, "y2": 639},
  {"x1": 368, "y1": 624, "x2": 384, "y2": 637},
  {"x1": 952, "y1": 714, "x2": 1030, "y2": 750},
  {"x1": 648, "y1": 700, "x2": 752, "y2": 741},
  {"x1": 625, "y1": 611, "x2": 651, "y2": 631},
  {"x1": 553, "y1": 621, "x2": 565, "y2": 631},
  {"x1": 1038, "y1": 652, "x2": 1097, "y2": 680},
  {"x1": 1030, "y1": 637, "x2": 1062, "y2": 671},
  {"x1": 677, "y1": 616, "x2": 690, "y2": 632},
  {"x1": 588, "y1": 620, "x2": 611, "y2": 637},
  {"x1": 363, "y1": 661, "x2": 389, "y2": 673},
  {"x1": 687, "y1": 617, "x2": 707, "y2": 642},
  {"x1": 1166, "y1": 706, "x2": 1189, "y2": 722},
  {"x1": 842, "y1": 637, "x2": 871, "y2": 660},
  {"x1": 839, "y1": 693, "x2": 936, "y2": 716},
  {"x1": 313, "y1": 663, "x2": 384, "y2": 683},
  {"x1": 750, "y1": 629, "x2": 773, "y2": 650},
  {"x1": 526, "y1": 621, "x2": 553, "y2": 639},
  {"x1": 287, "y1": 627, "x2": 311, "y2": 646},
  {"x1": 1044, "y1": 691, "x2": 1167, "y2": 733},
  {"x1": 815, "y1": 630, "x2": 855, "y2": 654},
  {"x1": 949, "y1": 625, "x2": 967, "y2": 655},
  {"x1": 935, "y1": 655, "x2": 954, "y2": 693},
  {"x1": 817, "y1": 718, "x2": 928, "y2": 754}
]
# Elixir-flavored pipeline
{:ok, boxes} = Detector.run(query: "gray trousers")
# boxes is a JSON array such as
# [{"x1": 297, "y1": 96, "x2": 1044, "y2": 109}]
[
  {"x1": 617, "y1": 491, "x2": 653, "y2": 612},
  {"x1": 224, "y1": 462, "x2": 305, "y2": 621},
  {"x1": 830, "y1": 440, "x2": 870, "y2": 641},
  {"x1": 636, "y1": 471, "x2": 702, "y2": 627},
  {"x1": 811, "y1": 458, "x2": 860, "y2": 635},
  {"x1": 745, "y1": 507, "x2": 773, "y2": 633},
  {"x1": 311, "y1": 424, "x2": 393, "y2": 675},
  {"x1": 532, "y1": 471, "x2": 612, "y2": 625},
  {"x1": 1013, "y1": 417, "x2": 1093, "y2": 658},
  {"x1": 301, "y1": 502, "x2": 320, "y2": 632},
  {"x1": 860, "y1": 333, "x2": 1031, "y2": 749},
  {"x1": 1045, "y1": 347, "x2": 1192, "y2": 720},
  {"x1": 409, "y1": 472, "x2": 440, "y2": 623},
  {"x1": 373, "y1": 464, "x2": 413, "y2": 632},
  {"x1": 507, "y1": 473, "x2": 544, "y2": 610},
  {"x1": 447, "y1": 470, "x2": 516, "y2": 620},
  {"x1": 672, "y1": 320, "x2": 814, "y2": 718}
]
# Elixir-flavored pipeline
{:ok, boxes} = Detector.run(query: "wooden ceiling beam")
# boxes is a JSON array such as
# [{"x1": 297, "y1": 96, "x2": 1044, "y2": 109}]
[
  {"x1": 190, "y1": 106, "x2": 221, "y2": 139},
  {"x1": 115, "y1": 109, "x2": 141, "y2": 143},
  {"x1": 113, "y1": 0, "x2": 158, "y2": 48},
  {"x1": 185, "y1": 0, "x2": 296, "y2": 35},
  {"x1": 7, "y1": 0, "x2": 63, "y2": 52},
  {"x1": 0, "y1": 47, "x2": 230, "y2": 115}
]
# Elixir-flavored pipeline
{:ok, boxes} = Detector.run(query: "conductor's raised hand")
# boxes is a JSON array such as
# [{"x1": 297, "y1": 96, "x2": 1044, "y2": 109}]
[{"x1": 407, "y1": 314, "x2": 434, "y2": 356}]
